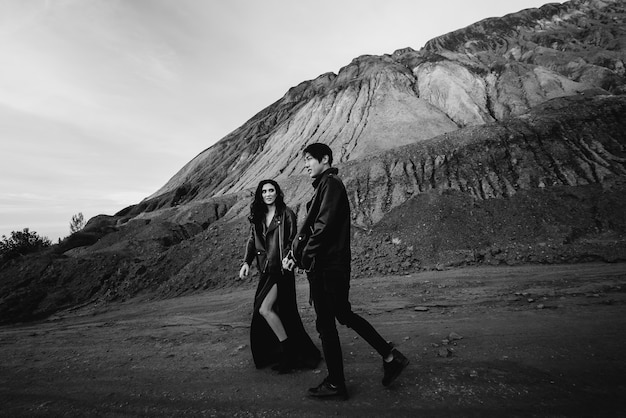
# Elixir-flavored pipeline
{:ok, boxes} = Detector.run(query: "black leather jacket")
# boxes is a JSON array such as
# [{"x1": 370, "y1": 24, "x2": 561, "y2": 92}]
[
  {"x1": 244, "y1": 207, "x2": 297, "y2": 274},
  {"x1": 296, "y1": 168, "x2": 351, "y2": 272}
]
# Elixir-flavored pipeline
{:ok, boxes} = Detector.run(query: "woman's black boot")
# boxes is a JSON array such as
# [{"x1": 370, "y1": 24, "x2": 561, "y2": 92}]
[{"x1": 277, "y1": 338, "x2": 296, "y2": 374}]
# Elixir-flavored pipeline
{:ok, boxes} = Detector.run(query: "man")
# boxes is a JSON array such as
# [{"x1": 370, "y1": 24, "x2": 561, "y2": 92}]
[{"x1": 283, "y1": 143, "x2": 409, "y2": 400}]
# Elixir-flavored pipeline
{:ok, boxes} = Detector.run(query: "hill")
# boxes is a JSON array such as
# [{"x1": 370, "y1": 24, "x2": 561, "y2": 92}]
[{"x1": 0, "y1": 0, "x2": 625, "y2": 324}]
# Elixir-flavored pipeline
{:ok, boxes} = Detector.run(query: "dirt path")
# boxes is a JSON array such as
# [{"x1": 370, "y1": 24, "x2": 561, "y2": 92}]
[{"x1": 1, "y1": 263, "x2": 625, "y2": 417}]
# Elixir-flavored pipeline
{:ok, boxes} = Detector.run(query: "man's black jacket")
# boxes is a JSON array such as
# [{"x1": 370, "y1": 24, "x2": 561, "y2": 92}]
[{"x1": 297, "y1": 168, "x2": 351, "y2": 272}]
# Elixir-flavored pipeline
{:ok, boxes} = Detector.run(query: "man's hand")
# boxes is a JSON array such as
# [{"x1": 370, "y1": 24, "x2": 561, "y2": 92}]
[{"x1": 282, "y1": 256, "x2": 295, "y2": 271}]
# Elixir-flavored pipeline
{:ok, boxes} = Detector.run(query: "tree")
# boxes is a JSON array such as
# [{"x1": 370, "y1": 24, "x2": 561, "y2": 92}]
[
  {"x1": 0, "y1": 228, "x2": 52, "y2": 265},
  {"x1": 70, "y1": 212, "x2": 85, "y2": 234}
]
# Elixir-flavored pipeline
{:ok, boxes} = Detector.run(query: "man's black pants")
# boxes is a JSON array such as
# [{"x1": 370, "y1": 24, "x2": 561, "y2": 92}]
[{"x1": 309, "y1": 269, "x2": 392, "y2": 385}]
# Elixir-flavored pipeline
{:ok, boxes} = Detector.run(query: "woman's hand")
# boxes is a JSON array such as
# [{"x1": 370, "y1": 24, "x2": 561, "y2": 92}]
[
  {"x1": 239, "y1": 263, "x2": 250, "y2": 279},
  {"x1": 282, "y1": 255, "x2": 295, "y2": 271}
]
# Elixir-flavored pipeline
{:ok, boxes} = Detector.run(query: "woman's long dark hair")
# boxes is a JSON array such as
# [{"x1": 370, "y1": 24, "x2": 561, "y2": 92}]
[{"x1": 248, "y1": 179, "x2": 286, "y2": 224}]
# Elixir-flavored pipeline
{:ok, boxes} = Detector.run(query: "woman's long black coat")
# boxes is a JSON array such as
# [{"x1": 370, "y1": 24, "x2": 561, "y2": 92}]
[{"x1": 243, "y1": 206, "x2": 321, "y2": 369}]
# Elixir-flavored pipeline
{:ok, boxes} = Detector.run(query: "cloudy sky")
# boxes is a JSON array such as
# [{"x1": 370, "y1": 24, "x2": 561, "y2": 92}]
[{"x1": 0, "y1": 0, "x2": 557, "y2": 242}]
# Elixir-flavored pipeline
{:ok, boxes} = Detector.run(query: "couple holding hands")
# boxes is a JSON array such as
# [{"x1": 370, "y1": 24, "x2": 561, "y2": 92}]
[{"x1": 239, "y1": 143, "x2": 408, "y2": 400}]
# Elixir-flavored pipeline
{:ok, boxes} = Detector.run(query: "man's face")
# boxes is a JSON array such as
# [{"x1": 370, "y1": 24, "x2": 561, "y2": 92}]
[
  {"x1": 304, "y1": 152, "x2": 326, "y2": 178},
  {"x1": 261, "y1": 183, "x2": 277, "y2": 205}
]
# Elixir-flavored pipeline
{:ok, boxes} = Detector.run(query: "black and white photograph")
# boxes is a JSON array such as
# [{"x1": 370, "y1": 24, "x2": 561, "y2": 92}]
[{"x1": 1, "y1": 0, "x2": 625, "y2": 416}]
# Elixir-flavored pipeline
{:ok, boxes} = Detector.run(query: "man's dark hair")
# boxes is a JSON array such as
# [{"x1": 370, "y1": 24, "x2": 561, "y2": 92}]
[{"x1": 303, "y1": 143, "x2": 333, "y2": 166}]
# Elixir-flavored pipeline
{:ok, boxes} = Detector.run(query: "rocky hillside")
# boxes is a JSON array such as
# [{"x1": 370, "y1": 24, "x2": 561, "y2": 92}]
[
  {"x1": 141, "y1": 0, "x2": 624, "y2": 210},
  {"x1": 1, "y1": 0, "x2": 625, "y2": 324},
  {"x1": 423, "y1": 0, "x2": 625, "y2": 95}
]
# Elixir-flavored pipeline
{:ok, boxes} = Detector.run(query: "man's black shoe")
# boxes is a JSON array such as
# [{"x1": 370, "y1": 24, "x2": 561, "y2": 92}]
[
  {"x1": 308, "y1": 379, "x2": 349, "y2": 400},
  {"x1": 382, "y1": 348, "x2": 409, "y2": 387}
]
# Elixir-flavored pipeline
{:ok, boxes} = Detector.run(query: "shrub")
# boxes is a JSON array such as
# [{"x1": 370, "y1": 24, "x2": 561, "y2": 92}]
[
  {"x1": 0, "y1": 228, "x2": 52, "y2": 266},
  {"x1": 70, "y1": 212, "x2": 85, "y2": 234}
]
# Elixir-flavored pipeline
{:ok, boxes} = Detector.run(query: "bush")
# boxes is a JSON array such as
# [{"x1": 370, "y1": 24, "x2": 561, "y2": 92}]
[
  {"x1": 70, "y1": 212, "x2": 85, "y2": 234},
  {"x1": 0, "y1": 228, "x2": 52, "y2": 266}
]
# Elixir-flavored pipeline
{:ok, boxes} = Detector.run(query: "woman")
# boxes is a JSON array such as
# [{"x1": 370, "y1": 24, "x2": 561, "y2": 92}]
[{"x1": 240, "y1": 179, "x2": 321, "y2": 373}]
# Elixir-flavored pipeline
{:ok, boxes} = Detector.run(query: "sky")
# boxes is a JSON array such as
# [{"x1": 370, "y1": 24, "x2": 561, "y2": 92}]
[{"x1": 0, "y1": 0, "x2": 559, "y2": 242}]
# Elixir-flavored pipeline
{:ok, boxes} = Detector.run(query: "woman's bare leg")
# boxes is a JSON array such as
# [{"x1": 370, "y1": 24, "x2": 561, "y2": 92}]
[{"x1": 259, "y1": 283, "x2": 287, "y2": 341}]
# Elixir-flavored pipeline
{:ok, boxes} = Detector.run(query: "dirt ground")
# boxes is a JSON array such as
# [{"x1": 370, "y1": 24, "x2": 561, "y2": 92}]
[{"x1": 1, "y1": 262, "x2": 625, "y2": 417}]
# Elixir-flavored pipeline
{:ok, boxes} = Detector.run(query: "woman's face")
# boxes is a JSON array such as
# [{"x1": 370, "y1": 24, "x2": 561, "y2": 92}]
[{"x1": 261, "y1": 183, "x2": 277, "y2": 206}]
